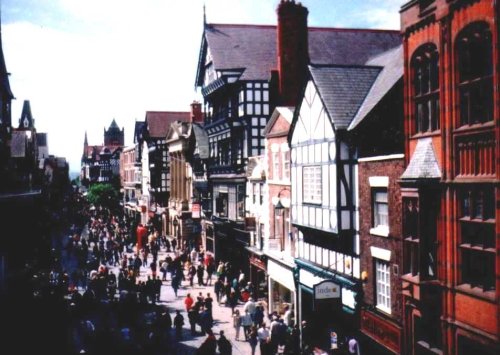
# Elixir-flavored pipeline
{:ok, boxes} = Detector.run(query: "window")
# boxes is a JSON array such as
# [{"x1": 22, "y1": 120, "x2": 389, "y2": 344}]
[
  {"x1": 458, "y1": 186, "x2": 495, "y2": 291},
  {"x1": 375, "y1": 260, "x2": 391, "y2": 314},
  {"x1": 303, "y1": 166, "x2": 322, "y2": 204},
  {"x1": 237, "y1": 185, "x2": 245, "y2": 219},
  {"x1": 456, "y1": 22, "x2": 493, "y2": 126},
  {"x1": 372, "y1": 189, "x2": 388, "y2": 231},
  {"x1": 403, "y1": 197, "x2": 419, "y2": 276},
  {"x1": 283, "y1": 150, "x2": 290, "y2": 180},
  {"x1": 215, "y1": 192, "x2": 228, "y2": 217},
  {"x1": 252, "y1": 183, "x2": 257, "y2": 204},
  {"x1": 412, "y1": 44, "x2": 439, "y2": 134},
  {"x1": 259, "y1": 183, "x2": 264, "y2": 205},
  {"x1": 273, "y1": 152, "x2": 281, "y2": 180}
]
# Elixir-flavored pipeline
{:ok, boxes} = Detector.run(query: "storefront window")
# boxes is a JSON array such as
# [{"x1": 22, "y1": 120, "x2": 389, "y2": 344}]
[{"x1": 271, "y1": 280, "x2": 293, "y2": 315}]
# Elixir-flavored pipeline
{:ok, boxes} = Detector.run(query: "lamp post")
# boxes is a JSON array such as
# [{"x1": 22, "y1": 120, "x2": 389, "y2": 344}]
[
  {"x1": 172, "y1": 217, "x2": 179, "y2": 246},
  {"x1": 274, "y1": 187, "x2": 290, "y2": 252}
]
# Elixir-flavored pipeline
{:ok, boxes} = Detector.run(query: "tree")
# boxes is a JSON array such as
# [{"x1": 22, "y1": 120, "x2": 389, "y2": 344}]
[{"x1": 86, "y1": 183, "x2": 119, "y2": 210}]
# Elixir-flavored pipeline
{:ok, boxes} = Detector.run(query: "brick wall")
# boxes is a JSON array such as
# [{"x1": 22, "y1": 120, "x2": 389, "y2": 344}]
[{"x1": 358, "y1": 157, "x2": 404, "y2": 324}]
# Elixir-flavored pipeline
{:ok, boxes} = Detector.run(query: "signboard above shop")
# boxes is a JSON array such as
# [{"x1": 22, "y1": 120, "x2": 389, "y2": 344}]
[
  {"x1": 192, "y1": 203, "x2": 201, "y2": 219},
  {"x1": 314, "y1": 280, "x2": 341, "y2": 299}
]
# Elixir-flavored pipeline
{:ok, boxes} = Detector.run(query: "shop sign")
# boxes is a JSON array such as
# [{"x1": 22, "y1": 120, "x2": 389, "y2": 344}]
[
  {"x1": 192, "y1": 203, "x2": 201, "y2": 219},
  {"x1": 250, "y1": 256, "x2": 266, "y2": 271},
  {"x1": 314, "y1": 280, "x2": 340, "y2": 299}
]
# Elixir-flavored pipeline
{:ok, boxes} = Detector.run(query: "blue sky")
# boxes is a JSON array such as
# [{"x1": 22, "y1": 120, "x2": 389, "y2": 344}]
[{"x1": 1, "y1": 0, "x2": 404, "y2": 171}]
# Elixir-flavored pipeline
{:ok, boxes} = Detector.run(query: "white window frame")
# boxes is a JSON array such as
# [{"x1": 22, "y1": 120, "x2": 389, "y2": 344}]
[
  {"x1": 283, "y1": 150, "x2": 290, "y2": 180},
  {"x1": 273, "y1": 152, "x2": 281, "y2": 180},
  {"x1": 375, "y1": 259, "x2": 391, "y2": 314},
  {"x1": 303, "y1": 165, "x2": 322, "y2": 204}
]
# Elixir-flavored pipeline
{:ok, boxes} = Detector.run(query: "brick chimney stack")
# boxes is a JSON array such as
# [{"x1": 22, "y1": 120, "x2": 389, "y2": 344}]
[
  {"x1": 277, "y1": 0, "x2": 309, "y2": 106},
  {"x1": 190, "y1": 101, "x2": 203, "y2": 123}
]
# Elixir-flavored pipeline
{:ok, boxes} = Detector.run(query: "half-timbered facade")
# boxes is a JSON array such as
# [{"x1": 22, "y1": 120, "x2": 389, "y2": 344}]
[
  {"x1": 400, "y1": 1, "x2": 499, "y2": 354},
  {"x1": 289, "y1": 43, "x2": 401, "y2": 348},
  {"x1": 195, "y1": 0, "x2": 401, "y2": 275}
]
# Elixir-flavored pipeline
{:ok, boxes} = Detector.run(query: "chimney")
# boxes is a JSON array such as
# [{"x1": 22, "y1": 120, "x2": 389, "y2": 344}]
[
  {"x1": 277, "y1": 0, "x2": 309, "y2": 106},
  {"x1": 190, "y1": 101, "x2": 203, "y2": 123}
]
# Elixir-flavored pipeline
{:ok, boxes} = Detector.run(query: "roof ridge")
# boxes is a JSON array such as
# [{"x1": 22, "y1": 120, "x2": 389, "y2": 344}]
[
  {"x1": 208, "y1": 23, "x2": 399, "y2": 34},
  {"x1": 309, "y1": 63, "x2": 383, "y2": 70}
]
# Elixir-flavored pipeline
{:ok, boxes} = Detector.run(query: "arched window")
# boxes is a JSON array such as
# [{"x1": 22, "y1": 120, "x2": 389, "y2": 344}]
[
  {"x1": 411, "y1": 43, "x2": 440, "y2": 134},
  {"x1": 456, "y1": 22, "x2": 493, "y2": 126}
]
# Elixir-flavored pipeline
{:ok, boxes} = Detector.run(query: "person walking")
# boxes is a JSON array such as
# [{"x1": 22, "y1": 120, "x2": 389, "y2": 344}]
[
  {"x1": 217, "y1": 330, "x2": 232, "y2": 355},
  {"x1": 232, "y1": 309, "x2": 242, "y2": 341},
  {"x1": 173, "y1": 310, "x2": 184, "y2": 340},
  {"x1": 184, "y1": 293, "x2": 194, "y2": 312},
  {"x1": 257, "y1": 323, "x2": 271, "y2": 355},
  {"x1": 241, "y1": 310, "x2": 253, "y2": 341},
  {"x1": 248, "y1": 326, "x2": 259, "y2": 355}
]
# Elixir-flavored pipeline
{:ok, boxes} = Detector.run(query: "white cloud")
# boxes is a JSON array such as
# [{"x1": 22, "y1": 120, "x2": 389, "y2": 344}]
[{"x1": 1, "y1": 0, "x2": 405, "y2": 171}]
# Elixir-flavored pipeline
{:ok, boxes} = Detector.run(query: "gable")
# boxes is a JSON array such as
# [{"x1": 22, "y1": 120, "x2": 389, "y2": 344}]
[{"x1": 291, "y1": 80, "x2": 334, "y2": 145}]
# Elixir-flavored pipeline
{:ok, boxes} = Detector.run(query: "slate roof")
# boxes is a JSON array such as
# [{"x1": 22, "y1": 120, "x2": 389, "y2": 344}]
[
  {"x1": 133, "y1": 121, "x2": 146, "y2": 143},
  {"x1": 309, "y1": 65, "x2": 381, "y2": 129},
  {"x1": 19, "y1": 100, "x2": 34, "y2": 129},
  {"x1": 401, "y1": 138, "x2": 442, "y2": 180},
  {"x1": 145, "y1": 111, "x2": 190, "y2": 138},
  {"x1": 0, "y1": 34, "x2": 14, "y2": 100},
  {"x1": 196, "y1": 24, "x2": 400, "y2": 85},
  {"x1": 348, "y1": 45, "x2": 403, "y2": 130},
  {"x1": 108, "y1": 119, "x2": 120, "y2": 131},
  {"x1": 192, "y1": 123, "x2": 209, "y2": 160}
]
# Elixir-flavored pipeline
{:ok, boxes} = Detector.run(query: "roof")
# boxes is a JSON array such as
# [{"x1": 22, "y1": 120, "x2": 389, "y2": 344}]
[
  {"x1": 401, "y1": 138, "x2": 441, "y2": 180},
  {"x1": 310, "y1": 64, "x2": 381, "y2": 129},
  {"x1": 133, "y1": 121, "x2": 146, "y2": 143},
  {"x1": 196, "y1": 24, "x2": 400, "y2": 85},
  {"x1": 108, "y1": 119, "x2": 120, "y2": 131},
  {"x1": 145, "y1": 111, "x2": 190, "y2": 138},
  {"x1": 264, "y1": 106, "x2": 294, "y2": 136},
  {"x1": 192, "y1": 123, "x2": 209, "y2": 159},
  {"x1": 19, "y1": 100, "x2": 34, "y2": 129},
  {"x1": 0, "y1": 34, "x2": 14, "y2": 100},
  {"x1": 348, "y1": 45, "x2": 403, "y2": 130}
]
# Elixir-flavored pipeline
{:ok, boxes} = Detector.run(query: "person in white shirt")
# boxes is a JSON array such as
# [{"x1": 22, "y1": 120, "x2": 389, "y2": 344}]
[
  {"x1": 257, "y1": 323, "x2": 270, "y2": 355},
  {"x1": 244, "y1": 297, "x2": 256, "y2": 321}
]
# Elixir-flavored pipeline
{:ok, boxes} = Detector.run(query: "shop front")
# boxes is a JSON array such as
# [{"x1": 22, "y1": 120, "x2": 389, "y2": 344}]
[
  {"x1": 246, "y1": 249, "x2": 268, "y2": 301},
  {"x1": 267, "y1": 258, "x2": 296, "y2": 321},
  {"x1": 296, "y1": 259, "x2": 360, "y2": 352}
]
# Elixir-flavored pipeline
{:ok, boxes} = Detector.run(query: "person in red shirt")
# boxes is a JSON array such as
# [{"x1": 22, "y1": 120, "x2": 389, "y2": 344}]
[{"x1": 185, "y1": 293, "x2": 194, "y2": 312}]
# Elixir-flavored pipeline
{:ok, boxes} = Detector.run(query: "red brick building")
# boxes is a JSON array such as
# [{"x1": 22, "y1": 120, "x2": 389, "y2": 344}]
[{"x1": 400, "y1": 1, "x2": 499, "y2": 354}]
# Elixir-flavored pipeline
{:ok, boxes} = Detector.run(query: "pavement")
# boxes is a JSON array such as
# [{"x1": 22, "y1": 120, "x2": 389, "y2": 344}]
[
  {"x1": 132, "y1": 245, "x2": 257, "y2": 355},
  {"x1": 69, "y1": 227, "x2": 260, "y2": 354}
]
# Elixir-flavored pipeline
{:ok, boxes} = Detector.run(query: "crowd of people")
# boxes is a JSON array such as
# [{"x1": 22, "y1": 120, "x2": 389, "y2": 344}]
[{"x1": 11, "y1": 196, "x2": 360, "y2": 354}]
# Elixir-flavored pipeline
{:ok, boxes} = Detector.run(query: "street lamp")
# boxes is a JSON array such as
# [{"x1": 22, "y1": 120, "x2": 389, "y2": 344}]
[
  {"x1": 274, "y1": 187, "x2": 290, "y2": 251},
  {"x1": 172, "y1": 218, "x2": 179, "y2": 247}
]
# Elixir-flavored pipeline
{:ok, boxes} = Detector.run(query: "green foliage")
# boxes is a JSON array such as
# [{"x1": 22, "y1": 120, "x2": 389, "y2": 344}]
[{"x1": 86, "y1": 183, "x2": 119, "y2": 209}]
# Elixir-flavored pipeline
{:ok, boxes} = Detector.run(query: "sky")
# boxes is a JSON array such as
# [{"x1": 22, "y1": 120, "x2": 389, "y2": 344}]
[{"x1": 1, "y1": 0, "x2": 405, "y2": 172}]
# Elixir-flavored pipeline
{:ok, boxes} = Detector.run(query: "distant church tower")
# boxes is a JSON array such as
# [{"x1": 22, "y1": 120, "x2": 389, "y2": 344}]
[
  {"x1": 104, "y1": 119, "x2": 124, "y2": 146},
  {"x1": 18, "y1": 100, "x2": 35, "y2": 130}
]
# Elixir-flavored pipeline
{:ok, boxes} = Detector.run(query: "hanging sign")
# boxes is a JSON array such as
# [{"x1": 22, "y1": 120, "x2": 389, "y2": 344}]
[{"x1": 314, "y1": 280, "x2": 341, "y2": 299}]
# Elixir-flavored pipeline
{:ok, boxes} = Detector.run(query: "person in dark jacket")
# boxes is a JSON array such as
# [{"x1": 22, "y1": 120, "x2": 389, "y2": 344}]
[
  {"x1": 196, "y1": 329, "x2": 217, "y2": 355},
  {"x1": 174, "y1": 310, "x2": 184, "y2": 339},
  {"x1": 217, "y1": 330, "x2": 232, "y2": 355}
]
